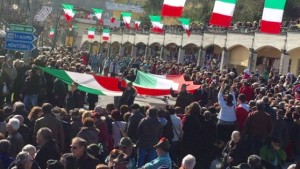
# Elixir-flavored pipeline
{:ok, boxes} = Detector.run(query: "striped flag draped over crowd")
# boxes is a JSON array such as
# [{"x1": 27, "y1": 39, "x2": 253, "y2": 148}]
[
  {"x1": 88, "y1": 27, "x2": 95, "y2": 39},
  {"x1": 209, "y1": 0, "x2": 237, "y2": 28},
  {"x1": 161, "y1": 0, "x2": 186, "y2": 17},
  {"x1": 178, "y1": 18, "x2": 191, "y2": 36},
  {"x1": 92, "y1": 8, "x2": 103, "y2": 24},
  {"x1": 149, "y1": 15, "x2": 164, "y2": 33},
  {"x1": 121, "y1": 12, "x2": 132, "y2": 29},
  {"x1": 62, "y1": 3, "x2": 75, "y2": 22},
  {"x1": 135, "y1": 21, "x2": 141, "y2": 31},
  {"x1": 102, "y1": 29, "x2": 110, "y2": 41},
  {"x1": 39, "y1": 67, "x2": 200, "y2": 96},
  {"x1": 260, "y1": 0, "x2": 287, "y2": 34},
  {"x1": 49, "y1": 28, "x2": 54, "y2": 38}
]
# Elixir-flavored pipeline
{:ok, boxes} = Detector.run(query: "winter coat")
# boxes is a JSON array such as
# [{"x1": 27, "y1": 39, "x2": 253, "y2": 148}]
[
  {"x1": 77, "y1": 127, "x2": 100, "y2": 145},
  {"x1": 35, "y1": 139, "x2": 60, "y2": 169},
  {"x1": 137, "y1": 117, "x2": 162, "y2": 149}
]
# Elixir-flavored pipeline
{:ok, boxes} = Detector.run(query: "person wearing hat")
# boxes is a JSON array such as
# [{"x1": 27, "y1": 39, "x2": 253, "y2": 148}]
[
  {"x1": 6, "y1": 118, "x2": 24, "y2": 157},
  {"x1": 119, "y1": 137, "x2": 136, "y2": 169},
  {"x1": 141, "y1": 137, "x2": 172, "y2": 169},
  {"x1": 118, "y1": 77, "x2": 137, "y2": 108},
  {"x1": 126, "y1": 104, "x2": 144, "y2": 144}
]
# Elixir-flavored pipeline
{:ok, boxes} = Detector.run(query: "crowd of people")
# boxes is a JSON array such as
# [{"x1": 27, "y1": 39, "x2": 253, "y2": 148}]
[{"x1": 0, "y1": 47, "x2": 299, "y2": 169}]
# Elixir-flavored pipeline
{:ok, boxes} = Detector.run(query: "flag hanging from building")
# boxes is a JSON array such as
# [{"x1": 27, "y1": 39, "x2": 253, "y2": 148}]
[
  {"x1": 86, "y1": 13, "x2": 95, "y2": 19},
  {"x1": 121, "y1": 12, "x2": 132, "y2": 29},
  {"x1": 102, "y1": 29, "x2": 110, "y2": 41},
  {"x1": 260, "y1": 0, "x2": 287, "y2": 34},
  {"x1": 149, "y1": 15, "x2": 164, "y2": 33},
  {"x1": 209, "y1": 0, "x2": 237, "y2": 28},
  {"x1": 179, "y1": 18, "x2": 191, "y2": 36},
  {"x1": 62, "y1": 3, "x2": 76, "y2": 22},
  {"x1": 88, "y1": 27, "x2": 95, "y2": 39},
  {"x1": 161, "y1": 0, "x2": 186, "y2": 17},
  {"x1": 93, "y1": 8, "x2": 103, "y2": 24},
  {"x1": 49, "y1": 28, "x2": 54, "y2": 38},
  {"x1": 111, "y1": 16, "x2": 116, "y2": 23},
  {"x1": 135, "y1": 21, "x2": 141, "y2": 31}
]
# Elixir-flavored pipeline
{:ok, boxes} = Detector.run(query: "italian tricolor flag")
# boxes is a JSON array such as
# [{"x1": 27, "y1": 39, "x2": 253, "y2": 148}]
[
  {"x1": 149, "y1": 15, "x2": 164, "y2": 33},
  {"x1": 161, "y1": 0, "x2": 186, "y2": 17},
  {"x1": 40, "y1": 67, "x2": 200, "y2": 96},
  {"x1": 102, "y1": 29, "x2": 110, "y2": 41},
  {"x1": 62, "y1": 4, "x2": 76, "y2": 22},
  {"x1": 135, "y1": 21, "x2": 141, "y2": 31},
  {"x1": 260, "y1": 0, "x2": 286, "y2": 34},
  {"x1": 88, "y1": 27, "x2": 95, "y2": 39},
  {"x1": 93, "y1": 8, "x2": 103, "y2": 24},
  {"x1": 121, "y1": 12, "x2": 132, "y2": 29},
  {"x1": 179, "y1": 18, "x2": 191, "y2": 36},
  {"x1": 209, "y1": 0, "x2": 237, "y2": 28},
  {"x1": 49, "y1": 28, "x2": 54, "y2": 38}
]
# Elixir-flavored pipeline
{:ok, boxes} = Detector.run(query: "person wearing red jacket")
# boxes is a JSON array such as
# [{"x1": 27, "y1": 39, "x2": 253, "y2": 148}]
[
  {"x1": 235, "y1": 94, "x2": 250, "y2": 131},
  {"x1": 239, "y1": 81, "x2": 254, "y2": 102}
]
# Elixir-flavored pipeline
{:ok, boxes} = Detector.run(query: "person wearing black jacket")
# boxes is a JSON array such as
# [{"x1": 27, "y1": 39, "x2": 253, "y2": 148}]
[
  {"x1": 35, "y1": 127, "x2": 60, "y2": 169},
  {"x1": 117, "y1": 78, "x2": 137, "y2": 107},
  {"x1": 65, "y1": 82, "x2": 84, "y2": 113},
  {"x1": 193, "y1": 84, "x2": 208, "y2": 107}
]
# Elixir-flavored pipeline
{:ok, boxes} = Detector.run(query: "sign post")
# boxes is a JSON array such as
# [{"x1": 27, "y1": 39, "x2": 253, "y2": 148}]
[{"x1": 5, "y1": 24, "x2": 37, "y2": 52}]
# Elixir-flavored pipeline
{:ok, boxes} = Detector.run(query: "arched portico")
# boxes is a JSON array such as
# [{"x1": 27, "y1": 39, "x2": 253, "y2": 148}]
[
  {"x1": 228, "y1": 45, "x2": 250, "y2": 73},
  {"x1": 255, "y1": 46, "x2": 281, "y2": 73},
  {"x1": 288, "y1": 47, "x2": 300, "y2": 75},
  {"x1": 164, "y1": 43, "x2": 179, "y2": 61},
  {"x1": 81, "y1": 41, "x2": 90, "y2": 51},
  {"x1": 135, "y1": 42, "x2": 147, "y2": 57},
  {"x1": 111, "y1": 42, "x2": 120, "y2": 56},
  {"x1": 91, "y1": 41, "x2": 100, "y2": 53},
  {"x1": 203, "y1": 44, "x2": 222, "y2": 69},
  {"x1": 149, "y1": 43, "x2": 162, "y2": 58}
]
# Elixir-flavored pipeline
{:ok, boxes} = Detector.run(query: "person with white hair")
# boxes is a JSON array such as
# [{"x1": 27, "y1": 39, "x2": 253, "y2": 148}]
[
  {"x1": 13, "y1": 115, "x2": 31, "y2": 144},
  {"x1": 288, "y1": 164, "x2": 296, "y2": 169},
  {"x1": 21, "y1": 145, "x2": 40, "y2": 169},
  {"x1": 6, "y1": 118, "x2": 24, "y2": 157},
  {"x1": 180, "y1": 154, "x2": 196, "y2": 169},
  {"x1": 10, "y1": 152, "x2": 33, "y2": 169}
]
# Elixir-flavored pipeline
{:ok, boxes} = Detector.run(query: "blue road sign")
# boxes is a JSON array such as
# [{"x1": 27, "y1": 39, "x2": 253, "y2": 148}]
[
  {"x1": 6, "y1": 31, "x2": 37, "y2": 42},
  {"x1": 5, "y1": 40, "x2": 36, "y2": 51}
]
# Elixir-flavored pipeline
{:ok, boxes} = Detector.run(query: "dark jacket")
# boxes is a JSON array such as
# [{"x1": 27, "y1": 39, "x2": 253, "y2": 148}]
[
  {"x1": 182, "y1": 115, "x2": 204, "y2": 152},
  {"x1": 170, "y1": 90, "x2": 193, "y2": 110},
  {"x1": 75, "y1": 152, "x2": 99, "y2": 169},
  {"x1": 0, "y1": 153, "x2": 14, "y2": 169},
  {"x1": 34, "y1": 113, "x2": 65, "y2": 152},
  {"x1": 222, "y1": 140, "x2": 248, "y2": 168},
  {"x1": 65, "y1": 90, "x2": 84, "y2": 112},
  {"x1": 70, "y1": 118, "x2": 83, "y2": 138},
  {"x1": 35, "y1": 139, "x2": 60, "y2": 169},
  {"x1": 118, "y1": 81, "x2": 136, "y2": 107},
  {"x1": 23, "y1": 74, "x2": 44, "y2": 95},
  {"x1": 18, "y1": 124, "x2": 31, "y2": 145},
  {"x1": 193, "y1": 88, "x2": 208, "y2": 107},
  {"x1": 137, "y1": 116, "x2": 162, "y2": 149},
  {"x1": 243, "y1": 110, "x2": 272, "y2": 140},
  {"x1": 7, "y1": 131, "x2": 24, "y2": 157},
  {"x1": 77, "y1": 127, "x2": 100, "y2": 145},
  {"x1": 126, "y1": 112, "x2": 144, "y2": 143}
]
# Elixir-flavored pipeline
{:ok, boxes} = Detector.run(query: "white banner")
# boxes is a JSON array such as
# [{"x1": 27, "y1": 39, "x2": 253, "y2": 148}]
[
  {"x1": 34, "y1": 6, "x2": 52, "y2": 22},
  {"x1": 105, "y1": 2, "x2": 144, "y2": 13}
]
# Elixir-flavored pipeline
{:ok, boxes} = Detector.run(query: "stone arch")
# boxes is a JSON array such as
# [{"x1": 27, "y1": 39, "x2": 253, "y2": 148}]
[
  {"x1": 91, "y1": 41, "x2": 100, "y2": 53},
  {"x1": 111, "y1": 42, "x2": 121, "y2": 56},
  {"x1": 149, "y1": 43, "x2": 162, "y2": 58},
  {"x1": 228, "y1": 45, "x2": 250, "y2": 73},
  {"x1": 164, "y1": 43, "x2": 179, "y2": 61},
  {"x1": 81, "y1": 41, "x2": 90, "y2": 51},
  {"x1": 121, "y1": 42, "x2": 133, "y2": 57},
  {"x1": 255, "y1": 46, "x2": 281, "y2": 73},
  {"x1": 135, "y1": 42, "x2": 147, "y2": 57},
  {"x1": 288, "y1": 47, "x2": 300, "y2": 75},
  {"x1": 203, "y1": 44, "x2": 222, "y2": 68}
]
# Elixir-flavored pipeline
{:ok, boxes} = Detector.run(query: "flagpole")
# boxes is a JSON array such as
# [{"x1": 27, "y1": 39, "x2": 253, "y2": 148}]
[{"x1": 51, "y1": 9, "x2": 60, "y2": 50}]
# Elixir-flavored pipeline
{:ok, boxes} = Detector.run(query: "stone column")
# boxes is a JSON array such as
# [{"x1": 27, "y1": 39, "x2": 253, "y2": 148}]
[
  {"x1": 279, "y1": 50, "x2": 290, "y2": 75},
  {"x1": 107, "y1": 44, "x2": 111, "y2": 57},
  {"x1": 177, "y1": 46, "x2": 185, "y2": 64},
  {"x1": 248, "y1": 49, "x2": 257, "y2": 73},
  {"x1": 131, "y1": 46, "x2": 137, "y2": 57},
  {"x1": 160, "y1": 45, "x2": 164, "y2": 60},
  {"x1": 145, "y1": 45, "x2": 149, "y2": 57},
  {"x1": 119, "y1": 44, "x2": 125, "y2": 56},
  {"x1": 197, "y1": 47, "x2": 206, "y2": 67},
  {"x1": 219, "y1": 48, "x2": 229, "y2": 70}
]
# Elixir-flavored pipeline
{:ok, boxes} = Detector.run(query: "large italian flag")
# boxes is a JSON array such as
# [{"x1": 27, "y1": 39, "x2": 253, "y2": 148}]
[
  {"x1": 260, "y1": 0, "x2": 286, "y2": 34},
  {"x1": 62, "y1": 3, "x2": 75, "y2": 22},
  {"x1": 149, "y1": 15, "x2": 164, "y2": 33},
  {"x1": 88, "y1": 27, "x2": 95, "y2": 39},
  {"x1": 161, "y1": 0, "x2": 186, "y2": 17},
  {"x1": 179, "y1": 18, "x2": 191, "y2": 36},
  {"x1": 40, "y1": 67, "x2": 200, "y2": 96},
  {"x1": 121, "y1": 12, "x2": 132, "y2": 29},
  {"x1": 102, "y1": 29, "x2": 110, "y2": 41},
  {"x1": 209, "y1": 0, "x2": 237, "y2": 28}
]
